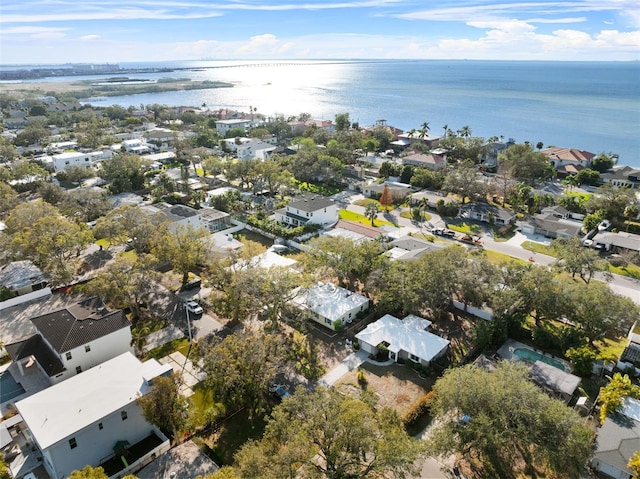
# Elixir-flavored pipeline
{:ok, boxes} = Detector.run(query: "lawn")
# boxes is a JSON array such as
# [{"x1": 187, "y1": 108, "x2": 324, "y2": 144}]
[
  {"x1": 608, "y1": 262, "x2": 640, "y2": 280},
  {"x1": 482, "y1": 249, "x2": 528, "y2": 265},
  {"x1": 446, "y1": 221, "x2": 482, "y2": 235},
  {"x1": 339, "y1": 209, "x2": 394, "y2": 227},
  {"x1": 353, "y1": 198, "x2": 380, "y2": 207},
  {"x1": 399, "y1": 210, "x2": 432, "y2": 222},
  {"x1": 202, "y1": 409, "x2": 267, "y2": 466},
  {"x1": 234, "y1": 231, "x2": 271, "y2": 251},
  {"x1": 521, "y1": 240, "x2": 556, "y2": 256},
  {"x1": 144, "y1": 338, "x2": 191, "y2": 360}
]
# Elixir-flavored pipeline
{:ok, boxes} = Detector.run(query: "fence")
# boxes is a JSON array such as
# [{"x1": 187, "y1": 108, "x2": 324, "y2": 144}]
[{"x1": 0, "y1": 287, "x2": 52, "y2": 311}]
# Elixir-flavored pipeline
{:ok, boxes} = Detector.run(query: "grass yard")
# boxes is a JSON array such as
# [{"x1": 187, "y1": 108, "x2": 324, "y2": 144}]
[
  {"x1": 399, "y1": 210, "x2": 432, "y2": 222},
  {"x1": 144, "y1": 338, "x2": 191, "y2": 360},
  {"x1": 353, "y1": 198, "x2": 381, "y2": 207},
  {"x1": 482, "y1": 249, "x2": 528, "y2": 265},
  {"x1": 446, "y1": 221, "x2": 483, "y2": 235},
  {"x1": 339, "y1": 209, "x2": 394, "y2": 227},
  {"x1": 521, "y1": 240, "x2": 556, "y2": 256},
  {"x1": 202, "y1": 409, "x2": 267, "y2": 466},
  {"x1": 608, "y1": 262, "x2": 640, "y2": 280},
  {"x1": 234, "y1": 231, "x2": 271, "y2": 251}
]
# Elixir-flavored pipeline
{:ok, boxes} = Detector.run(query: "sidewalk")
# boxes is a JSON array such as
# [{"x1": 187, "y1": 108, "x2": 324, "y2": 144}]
[{"x1": 317, "y1": 349, "x2": 368, "y2": 387}]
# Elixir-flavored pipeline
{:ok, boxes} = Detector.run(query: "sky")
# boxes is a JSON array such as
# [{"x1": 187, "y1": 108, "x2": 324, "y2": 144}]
[{"x1": 1, "y1": 0, "x2": 639, "y2": 64}]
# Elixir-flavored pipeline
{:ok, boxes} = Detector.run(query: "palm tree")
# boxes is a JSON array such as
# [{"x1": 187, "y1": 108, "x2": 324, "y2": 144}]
[
  {"x1": 131, "y1": 324, "x2": 151, "y2": 357},
  {"x1": 442, "y1": 124, "x2": 448, "y2": 139},
  {"x1": 458, "y1": 125, "x2": 472, "y2": 141},
  {"x1": 365, "y1": 202, "x2": 380, "y2": 226},
  {"x1": 419, "y1": 121, "x2": 430, "y2": 142},
  {"x1": 408, "y1": 128, "x2": 417, "y2": 140}
]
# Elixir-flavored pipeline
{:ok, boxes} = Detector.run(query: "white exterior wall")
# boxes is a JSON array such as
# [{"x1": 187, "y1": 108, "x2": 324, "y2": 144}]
[
  {"x1": 56, "y1": 328, "x2": 133, "y2": 382},
  {"x1": 215, "y1": 120, "x2": 252, "y2": 135},
  {"x1": 41, "y1": 404, "x2": 153, "y2": 479},
  {"x1": 52, "y1": 151, "x2": 111, "y2": 172},
  {"x1": 312, "y1": 300, "x2": 369, "y2": 331},
  {"x1": 279, "y1": 204, "x2": 338, "y2": 226}
]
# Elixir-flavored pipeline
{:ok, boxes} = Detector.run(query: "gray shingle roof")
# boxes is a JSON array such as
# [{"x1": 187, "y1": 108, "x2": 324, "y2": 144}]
[
  {"x1": 287, "y1": 195, "x2": 334, "y2": 212},
  {"x1": 30, "y1": 297, "x2": 129, "y2": 353},
  {"x1": 5, "y1": 335, "x2": 64, "y2": 376}
]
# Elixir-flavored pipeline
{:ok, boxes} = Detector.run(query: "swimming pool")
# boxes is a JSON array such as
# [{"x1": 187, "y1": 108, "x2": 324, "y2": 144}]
[
  {"x1": 513, "y1": 348, "x2": 567, "y2": 371},
  {"x1": 0, "y1": 370, "x2": 25, "y2": 403}
]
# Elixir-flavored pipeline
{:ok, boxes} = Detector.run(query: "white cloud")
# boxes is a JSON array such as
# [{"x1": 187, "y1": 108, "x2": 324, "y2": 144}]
[
  {"x1": 80, "y1": 34, "x2": 101, "y2": 40},
  {"x1": 1, "y1": 8, "x2": 223, "y2": 23},
  {"x1": 1, "y1": 26, "x2": 69, "y2": 34}
]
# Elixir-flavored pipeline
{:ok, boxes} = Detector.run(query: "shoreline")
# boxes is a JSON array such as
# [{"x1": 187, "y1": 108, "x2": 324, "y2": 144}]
[{"x1": 0, "y1": 79, "x2": 233, "y2": 98}]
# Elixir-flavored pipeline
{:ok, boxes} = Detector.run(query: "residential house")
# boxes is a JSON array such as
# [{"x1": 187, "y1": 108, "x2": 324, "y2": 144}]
[
  {"x1": 592, "y1": 397, "x2": 640, "y2": 479},
  {"x1": 401, "y1": 149, "x2": 447, "y2": 170},
  {"x1": 5, "y1": 297, "x2": 132, "y2": 385},
  {"x1": 143, "y1": 203, "x2": 231, "y2": 234},
  {"x1": 600, "y1": 166, "x2": 640, "y2": 190},
  {"x1": 221, "y1": 137, "x2": 276, "y2": 160},
  {"x1": 592, "y1": 232, "x2": 640, "y2": 254},
  {"x1": 518, "y1": 214, "x2": 583, "y2": 239},
  {"x1": 143, "y1": 128, "x2": 180, "y2": 150},
  {"x1": 15, "y1": 352, "x2": 172, "y2": 479},
  {"x1": 362, "y1": 181, "x2": 412, "y2": 202},
  {"x1": 215, "y1": 119, "x2": 252, "y2": 136},
  {"x1": 460, "y1": 202, "x2": 516, "y2": 225},
  {"x1": 293, "y1": 282, "x2": 369, "y2": 331},
  {"x1": 324, "y1": 220, "x2": 386, "y2": 243},
  {"x1": 119, "y1": 138, "x2": 152, "y2": 155},
  {"x1": 47, "y1": 141, "x2": 78, "y2": 154},
  {"x1": 542, "y1": 147, "x2": 595, "y2": 170},
  {"x1": 397, "y1": 131, "x2": 442, "y2": 148},
  {"x1": 355, "y1": 314, "x2": 450, "y2": 366},
  {"x1": 51, "y1": 150, "x2": 112, "y2": 172},
  {"x1": 410, "y1": 190, "x2": 450, "y2": 209},
  {"x1": 480, "y1": 140, "x2": 515, "y2": 169},
  {"x1": 274, "y1": 195, "x2": 338, "y2": 227},
  {"x1": 385, "y1": 236, "x2": 444, "y2": 261},
  {"x1": 0, "y1": 261, "x2": 50, "y2": 310}
]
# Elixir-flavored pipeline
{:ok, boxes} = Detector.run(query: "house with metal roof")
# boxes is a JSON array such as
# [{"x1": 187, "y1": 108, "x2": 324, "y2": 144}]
[
  {"x1": 0, "y1": 261, "x2": 50, "y2": 310},
  {"x1": 292, "y1": 282, "x2": 369, "y2": 331},
  {"x1": 5, "y1": 297, "x2": 132, "y2": 385},
  {"x1": 15, "y1": 352, "x2": 172, "y2": 479},
  {"x1": 355, "y1": 314, "x2": 449, "y2": 366}
]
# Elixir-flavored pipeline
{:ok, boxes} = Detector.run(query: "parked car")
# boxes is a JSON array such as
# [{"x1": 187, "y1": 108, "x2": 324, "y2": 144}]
[
  {"x1": 269, "y1": 384, "x2": 291, "y2": 401},
  {"x1": 184, "y1": 300, "x2": 203, "y2": 315}
]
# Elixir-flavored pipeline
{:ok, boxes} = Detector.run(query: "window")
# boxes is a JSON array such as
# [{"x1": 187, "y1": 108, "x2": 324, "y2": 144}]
[
  {"x1": 65, "y1": 352, "x2": 72, "y2": 360},
  {"x1": 348, "y1": 313, "x2": 352, "y2": 318},
  {"x1": 85, "y1": 345, "x2": 91, "y2": 352},
  {"x1": 69, "y1": 438, "x2": 77, "y2": 449},
  {"x1": 76, "y1": 366, "x2": 82, "y2": 374},
  {"x1": 121, "y1": 411, "x2": 128, "y2": 421},
  {"x1": 324, "y1": 318, "x2": 332, "y2": 325},
  {"x1": 409, "y1": 354, "x2": 420, "y2": 363},
  {"x1": 98, "y1": 423, "x2": 103, "y2": 430}
]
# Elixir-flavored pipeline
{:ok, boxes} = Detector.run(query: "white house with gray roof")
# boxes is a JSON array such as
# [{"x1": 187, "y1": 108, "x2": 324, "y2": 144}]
[
  {"x1": 274, "y1": 196, "x2": 338, "y2": 227},
  {"x1": 292, "y1": 282, "x2": 369, "y2": 331},
  {"x1": 355, "y1": 314, "x2": 449, "y2": 366},
  {"x1": 15, "y1": 352, "x2": 172, "y2": 479},
  {"x1": 5, "y1": 297, "x2": 132, "y2": 385}
]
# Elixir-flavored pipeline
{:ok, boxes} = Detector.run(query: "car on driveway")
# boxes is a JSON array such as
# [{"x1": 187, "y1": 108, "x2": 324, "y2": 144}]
[
  {"x1": 269, "y1": 384, "x2": 291, "y2": 401},
  {"x1": 184, "y1": 300, "x2": 203, "y2": 315}
]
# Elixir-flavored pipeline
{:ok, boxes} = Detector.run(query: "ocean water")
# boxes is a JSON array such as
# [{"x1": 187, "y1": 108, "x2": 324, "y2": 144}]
[{"x1": 71, "y1": 60, "x2": 639, "y2": 166}]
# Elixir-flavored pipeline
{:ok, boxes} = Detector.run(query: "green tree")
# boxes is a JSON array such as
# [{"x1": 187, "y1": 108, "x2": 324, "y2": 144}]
[
  {"x1": 0, "y1": 183, "x2": 18, "y2": 214},
  {"x1": 624, "y1": 203, "x2": 639, "y2": 231},
  {"x1": 68, "y1": 466, "x2": 108, "y2": 479},
  {"x1": 0, "y1": 452, "x2": 11, "y2": 479},
  {"x1": 201, "y1": 331, "x2": 284, "y2": 418},
  {"x1": 334, "y1": 112, "x2": 350, "y2": 132},
  {"x1": 499, "y1": 143, "x2": 554, "y2": 185},
  {"x1": 235, "y1": 387, "x2": 423, "y2": 479},
  {"x1": 628, "y1": 450, "x2": 640, "y2": 477},
  {"x1": 551, "y1": 237, "x2": 608, "y2": 284},
  {"x1": 151, "y1": 225, "x2": 207, "y2": 284},
  {"x1": 81, "y1": 254, "x2": 158, "y2": 319},
  {"x1": 598, "y1": 373, "x2": 640, "y2": 424},
  {"x1": 565, "y1": 344, "x2": 596, "y2": 377},
  {"x1": 586, "y1": 184, "x2": 636, "y2": 222},
  {"x1": 442, "y1": 160, "x2": 486, "y2": 204},
  {"x1": 428, "y1": 362, "x2": 594, "y2": 478},
  {"x1": 99, "y1": 153, "x2": 145, "y2": 193},
  {"x1": 14, "y1": 124, "x2": 50, "y2": 146},
  {"x1": 93, "y1": 205, "x2": 159, "y2": 252},
  {"x1": 591, "y1": 153, "x2": 615, "y2": 173},
  {"x1": 364, "y1": 202, "x2": 380, "y2": 226},
  {"x1": 137, "y1": 374, "x2": 189, "y2": 440}
]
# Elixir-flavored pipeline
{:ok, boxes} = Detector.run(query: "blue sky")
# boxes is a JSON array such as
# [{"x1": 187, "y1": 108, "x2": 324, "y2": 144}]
[{"x1": 1, "y1": 0, "x2": 638, "y2": 64}]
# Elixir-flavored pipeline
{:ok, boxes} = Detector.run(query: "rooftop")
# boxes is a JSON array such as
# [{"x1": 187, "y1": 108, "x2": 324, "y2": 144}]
[
  {"x1": 355, "y1": 314, "x2": 449, "y2": 362},
  {"x1": 287, "y1": 195, "x2": 335, "y2": 212},
  {"x1": 29, "y1": 297, "x2": 129, "y2": 353},
  {"x1": 0, "y1": 261, "x2": 46, "y2": 290},
  {"x1": 16, "y1": 352, "x2": 172, "y2": 450},
  {"x1": 294, "y1": 282, "x2": 369, "y2": 322}
]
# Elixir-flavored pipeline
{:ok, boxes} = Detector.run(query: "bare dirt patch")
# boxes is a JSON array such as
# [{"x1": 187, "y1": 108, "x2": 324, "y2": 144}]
[{"x1": 335, "y1": 362, "x2": 434, "y2": 417}]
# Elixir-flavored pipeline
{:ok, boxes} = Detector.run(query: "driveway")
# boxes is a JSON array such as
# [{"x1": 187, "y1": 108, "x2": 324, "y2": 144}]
[{"x1": 317, "y1": 349, "x2": 368, "y2": 387}]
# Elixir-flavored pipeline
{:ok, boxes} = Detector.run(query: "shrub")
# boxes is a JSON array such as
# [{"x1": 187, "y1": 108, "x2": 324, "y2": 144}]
[
  {"x1": 402, "y1": 391, "x2": 436, "y2": 427},
  {"x1": 357, "y1": 369, "x2": 368, "y2": 388}
]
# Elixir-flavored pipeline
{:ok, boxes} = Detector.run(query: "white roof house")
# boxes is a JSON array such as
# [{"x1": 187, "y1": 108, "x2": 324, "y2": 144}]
[
  {"x1": 16, "y1": 352, "x2": 172, "y2": 479},
  {"x1": 293, "y1": 282, "x2": 369, "y2": 331},
  {"x1": 356, "y1": 314, "x2": 450, "y2": 366}
]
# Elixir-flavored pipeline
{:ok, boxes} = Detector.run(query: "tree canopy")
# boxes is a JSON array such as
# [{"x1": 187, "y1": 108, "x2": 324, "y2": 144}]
[
  {"x1": 428, "y1": 362, "x2": 594, "y2": 478},
  {"x1": 233, "y1": 387, "x2": 423, "y2": 479}
]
